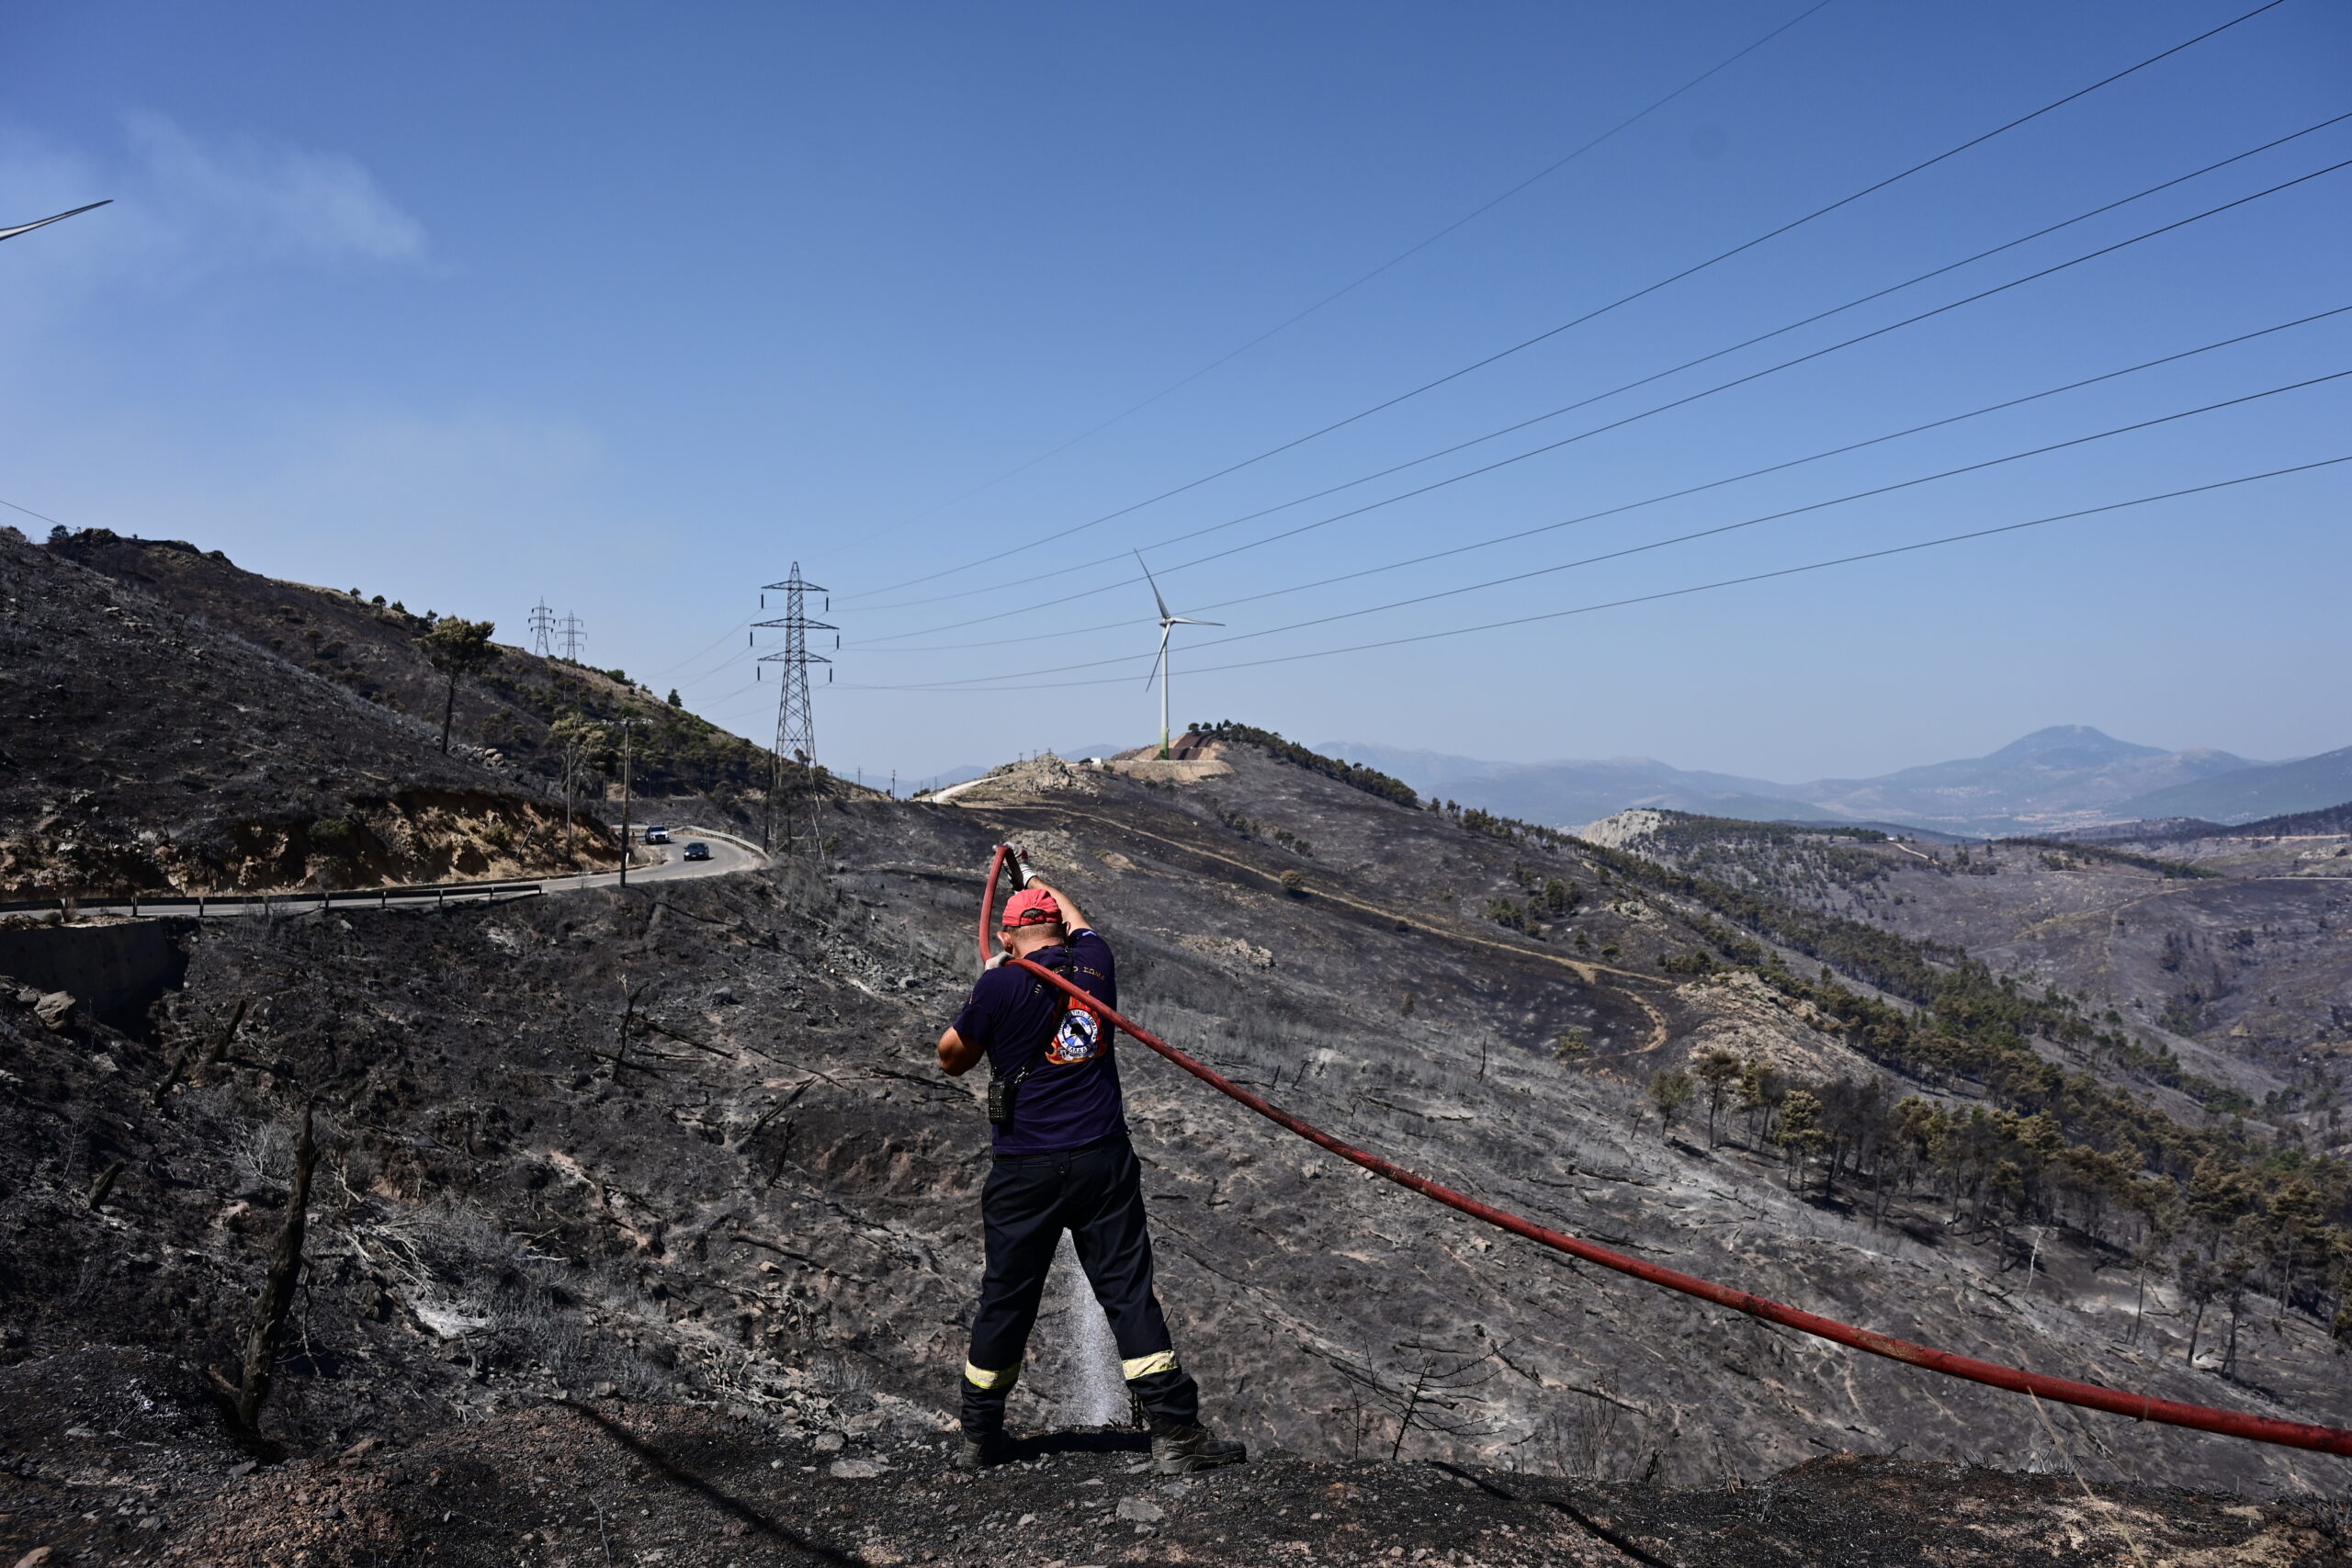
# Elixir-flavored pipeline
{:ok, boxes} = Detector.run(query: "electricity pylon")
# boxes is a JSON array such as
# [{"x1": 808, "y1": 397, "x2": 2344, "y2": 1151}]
[
  {"x1": 558, "y1": 614, "x2": 585, "y2": 663},
  {"x1": 754, "y1": 564, "x2": 832, "y2": 854},
  {"x1": 528, "y1": 600, "x2": 556, "y2": 657},
  {"x1": 1137, "y1": 551, "x2": 1219, "y2": 760}
]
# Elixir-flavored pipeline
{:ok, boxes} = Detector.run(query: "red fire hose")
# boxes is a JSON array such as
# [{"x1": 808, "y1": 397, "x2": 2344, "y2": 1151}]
[{"x1": 978, "y1": 843, "x2": 2352, "y2": 1456}]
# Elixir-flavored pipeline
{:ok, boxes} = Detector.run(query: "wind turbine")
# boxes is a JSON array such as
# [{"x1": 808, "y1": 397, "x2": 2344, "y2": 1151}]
[
  {"x1": 0, "y1": 200, "x2": 111, "y2": 243},
  {"x1": 1137, "y1": 551, "x2": 1220, "y2": 761}
]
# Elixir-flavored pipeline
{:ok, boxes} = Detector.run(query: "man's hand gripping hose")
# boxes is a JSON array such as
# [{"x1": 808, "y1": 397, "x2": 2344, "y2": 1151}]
[
  {"x1": 977, "y1": 843, "x2": 1043, "y2": 972},
  {"x1": 978, "y1": 842, "x2": 2352, "y2": 1456}
]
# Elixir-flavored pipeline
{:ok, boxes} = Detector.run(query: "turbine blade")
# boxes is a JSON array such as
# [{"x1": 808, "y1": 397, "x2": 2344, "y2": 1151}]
[
  {"x1": 0, "y1": 199, "x2": 111, "y2": 243},
  {"x1": 1144, "y1": 626, "x2": 1170, "y2": 689},
  {"x1": 1169, "y1": 616, "x2": 1222, "y2": 626},
  {"x1": 1135, "y1": 550, "x2": 1171, "y2": 622}
]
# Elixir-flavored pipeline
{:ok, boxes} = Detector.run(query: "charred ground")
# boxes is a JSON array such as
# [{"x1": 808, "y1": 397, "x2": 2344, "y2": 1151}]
[{"x1": 6, "y1": 735, "x2": 2351, "y2": 1564}]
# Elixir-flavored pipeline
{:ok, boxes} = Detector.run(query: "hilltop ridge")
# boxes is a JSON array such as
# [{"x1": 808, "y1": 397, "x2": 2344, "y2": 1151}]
[
  {"x1": 0, "y1": 525, "x2": 612, "y2": 897},
  {"x1": 47, "y1": 526, "x2": 774, "y2": 813}
]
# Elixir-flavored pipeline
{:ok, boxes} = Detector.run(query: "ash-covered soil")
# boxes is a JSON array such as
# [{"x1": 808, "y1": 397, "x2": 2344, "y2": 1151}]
[
  {"x1": 6, "y1": 745, "x2": 2351, "y2": 1562},
  {"x1": 15, "y1": 1385, "x2": 2344, "y2": 1567},
  {"x1": 0, "y1": 526, "x2": 616, "y2": 897}
]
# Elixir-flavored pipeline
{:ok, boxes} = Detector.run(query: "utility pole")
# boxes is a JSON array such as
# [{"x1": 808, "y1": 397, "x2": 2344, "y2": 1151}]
[
  {"x1": 559, "y1": 614, "x2": 585, "y2": 664},
  {"x1": 753, "y1": 564, "x2": 831, "y2": 856},
  {"x1": 528, "y1": 600, "x2": 556, "y2": 657},
  {"x1": 616, "y1": 717, "x2": 639, "y2": 888}
]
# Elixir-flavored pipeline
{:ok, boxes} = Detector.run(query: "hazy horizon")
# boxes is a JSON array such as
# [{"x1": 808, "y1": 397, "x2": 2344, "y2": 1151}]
[{"x1": 1310, "y1": 723, "x2": 2303, "y2": 781}]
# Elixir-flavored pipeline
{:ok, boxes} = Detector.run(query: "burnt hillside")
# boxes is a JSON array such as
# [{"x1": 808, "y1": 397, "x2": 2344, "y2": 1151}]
[
  {"x1": 48, "y1": 526, "x2": 773, "y2": 808},
  {"x1": 0, "y1": 526, "x2": 612, "y2": 897},
  {"x1": 1591, "y1": 807, "x2": 2352, "y2": 1131},
  {"x1": 6, "y1": 737, "x2": 2351, "y2": 1564}
]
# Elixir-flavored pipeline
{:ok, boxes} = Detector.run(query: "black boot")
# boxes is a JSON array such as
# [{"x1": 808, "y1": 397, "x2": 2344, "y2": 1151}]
[
  {"x1": 954, "y1": 1431, "x2": 1012, "y2": 1472},
  {"x1": 1151, "y1": 1422, "x2": 1245, "y2": 1475}
]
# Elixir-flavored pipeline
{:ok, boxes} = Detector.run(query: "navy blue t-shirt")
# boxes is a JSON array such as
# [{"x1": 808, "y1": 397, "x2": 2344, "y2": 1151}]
[{"x1": 952, "y1": 929, "x2": 1126, "y2": 1156}]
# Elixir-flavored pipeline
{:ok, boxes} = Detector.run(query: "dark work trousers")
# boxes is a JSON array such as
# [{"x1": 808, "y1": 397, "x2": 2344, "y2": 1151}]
[{"x1": 961, "y1": 1134, "x2": 1201, "y2": 1438}]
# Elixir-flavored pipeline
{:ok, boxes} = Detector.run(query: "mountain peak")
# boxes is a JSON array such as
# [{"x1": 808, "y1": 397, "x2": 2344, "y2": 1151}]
[{"x1": 1984, "y1": 725, "x2": 2166, "y2": 762}]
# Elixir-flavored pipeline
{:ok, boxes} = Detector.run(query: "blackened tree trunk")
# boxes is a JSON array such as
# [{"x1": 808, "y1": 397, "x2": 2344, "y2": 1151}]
[{"x1": 238, "y1": 1104, "x2": 318, "y2": 1433}]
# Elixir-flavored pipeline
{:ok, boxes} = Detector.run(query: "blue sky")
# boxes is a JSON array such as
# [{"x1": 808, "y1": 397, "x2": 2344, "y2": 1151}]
[{"x1": 3, "y1": 1, "x2": 2345, "y2": 785}]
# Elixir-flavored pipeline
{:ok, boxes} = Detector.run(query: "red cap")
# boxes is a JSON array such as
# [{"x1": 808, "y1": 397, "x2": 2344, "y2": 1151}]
[{"x1": 1001, "y1": 888, "x2": 1062, "y2": 929}]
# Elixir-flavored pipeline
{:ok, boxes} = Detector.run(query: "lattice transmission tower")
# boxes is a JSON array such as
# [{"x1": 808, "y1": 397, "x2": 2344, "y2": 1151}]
[
  {"x1": 528, "y1": 599, "x2": 556, "y2": 657},
  {"x1": 754, "y1": 564, "x2": 832, "y2": 854},
  {"x1": 558, "y1": 614, "x2": 586, "y2": 663}
]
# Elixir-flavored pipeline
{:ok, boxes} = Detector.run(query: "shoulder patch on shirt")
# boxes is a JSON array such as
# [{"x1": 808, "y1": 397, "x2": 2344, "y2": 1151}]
[{"x1": 1046, "y1": 1006, "x2": 1102, "y2": 1066}]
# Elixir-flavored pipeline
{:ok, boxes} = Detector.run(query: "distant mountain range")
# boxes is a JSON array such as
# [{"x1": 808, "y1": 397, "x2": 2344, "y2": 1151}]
[
  {"x1": 2109, "y1": 744, "x2": 2352, "y2": 824},
  {"x1": 1321, "y1": 726, "x2": 2352, "y2": 837}
]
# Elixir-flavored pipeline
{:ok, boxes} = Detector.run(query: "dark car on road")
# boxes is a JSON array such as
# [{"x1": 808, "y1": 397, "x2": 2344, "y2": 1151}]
[{"x1": 683, "y1": 841, "x2": 711, "y2": 862}]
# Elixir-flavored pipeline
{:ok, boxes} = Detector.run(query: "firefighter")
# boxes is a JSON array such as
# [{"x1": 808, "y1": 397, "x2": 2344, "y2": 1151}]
[{"x1": 934, "y1": 863, "x2": 1245, "y2": 1474}]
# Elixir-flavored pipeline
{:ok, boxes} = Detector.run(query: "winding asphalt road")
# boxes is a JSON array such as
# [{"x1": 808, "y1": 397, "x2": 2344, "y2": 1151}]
[
  {"x1": 541, "y1": 828, "x2": 769, "y2": 893},
  {"x1": 42, "y1": 827, "x2": 769, "y2": 922}
]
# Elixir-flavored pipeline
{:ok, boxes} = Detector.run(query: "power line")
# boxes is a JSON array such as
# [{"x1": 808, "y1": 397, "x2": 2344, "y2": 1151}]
[
  {"x1": 860, "y1": 113, "x2": 2352, "y2": 626},
  {"x1": 840, "y1": 0, "x2": 1838, "y2": 551},
  {"x1": 1145, "y1": 158, "x2": 2352, "y2": 588},
  {"x1": 842, "y1": 455, "x2": 2351, "y2": 693},
  {"x1": 860, "y1": 306, "x2": 2350, "y2": 653},
  {"x1": 857, "y1": 110, "x2": 2352, "y2": 623},
  {"x1": 857, "y1": 145, "x2": 2352, "y2": 637},
  {"x1": 0, "y1": 495, "x2": 74, "y2": 532},
  {"x1": 856, "y1": 371, "x2": 2349, "y2": 690},
  {"x1": 847, "y1": 0, "x2": 2291, "y2": 604},
  {"x1": 1151, "y1": 370, "x2": 2352, "y2": 663},
  {"x1": 639, "y1": 614, "x2": 758, "y2": 683}
]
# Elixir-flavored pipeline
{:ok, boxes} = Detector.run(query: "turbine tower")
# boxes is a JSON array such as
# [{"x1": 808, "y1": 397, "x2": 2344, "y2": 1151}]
[{"x1": 1137, "y1": 552, "x2": 1220, "y2": 761}]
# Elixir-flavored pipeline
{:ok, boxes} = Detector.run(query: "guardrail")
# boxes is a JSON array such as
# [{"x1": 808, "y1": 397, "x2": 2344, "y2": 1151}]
[
  {"x1": 664, "y1": 825, "x2": 768, "y2": 859},
  {"x1": 0, "y1": 880, "x2": 547, "y2": 919},
  {"x1": 0, "y1": 824, "x2": 764, "y2": 922}
]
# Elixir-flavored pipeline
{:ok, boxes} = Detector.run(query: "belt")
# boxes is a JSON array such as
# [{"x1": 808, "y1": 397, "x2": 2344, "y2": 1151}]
[{"x1": 989, "y1": 1132, "x2": 1128, "y2": 1166}]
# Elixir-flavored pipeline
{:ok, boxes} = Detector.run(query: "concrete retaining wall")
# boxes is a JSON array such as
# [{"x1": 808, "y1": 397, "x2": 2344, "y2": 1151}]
[{"x1": 0, "y1": 919, "x2": 193, "y2": 1038}]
